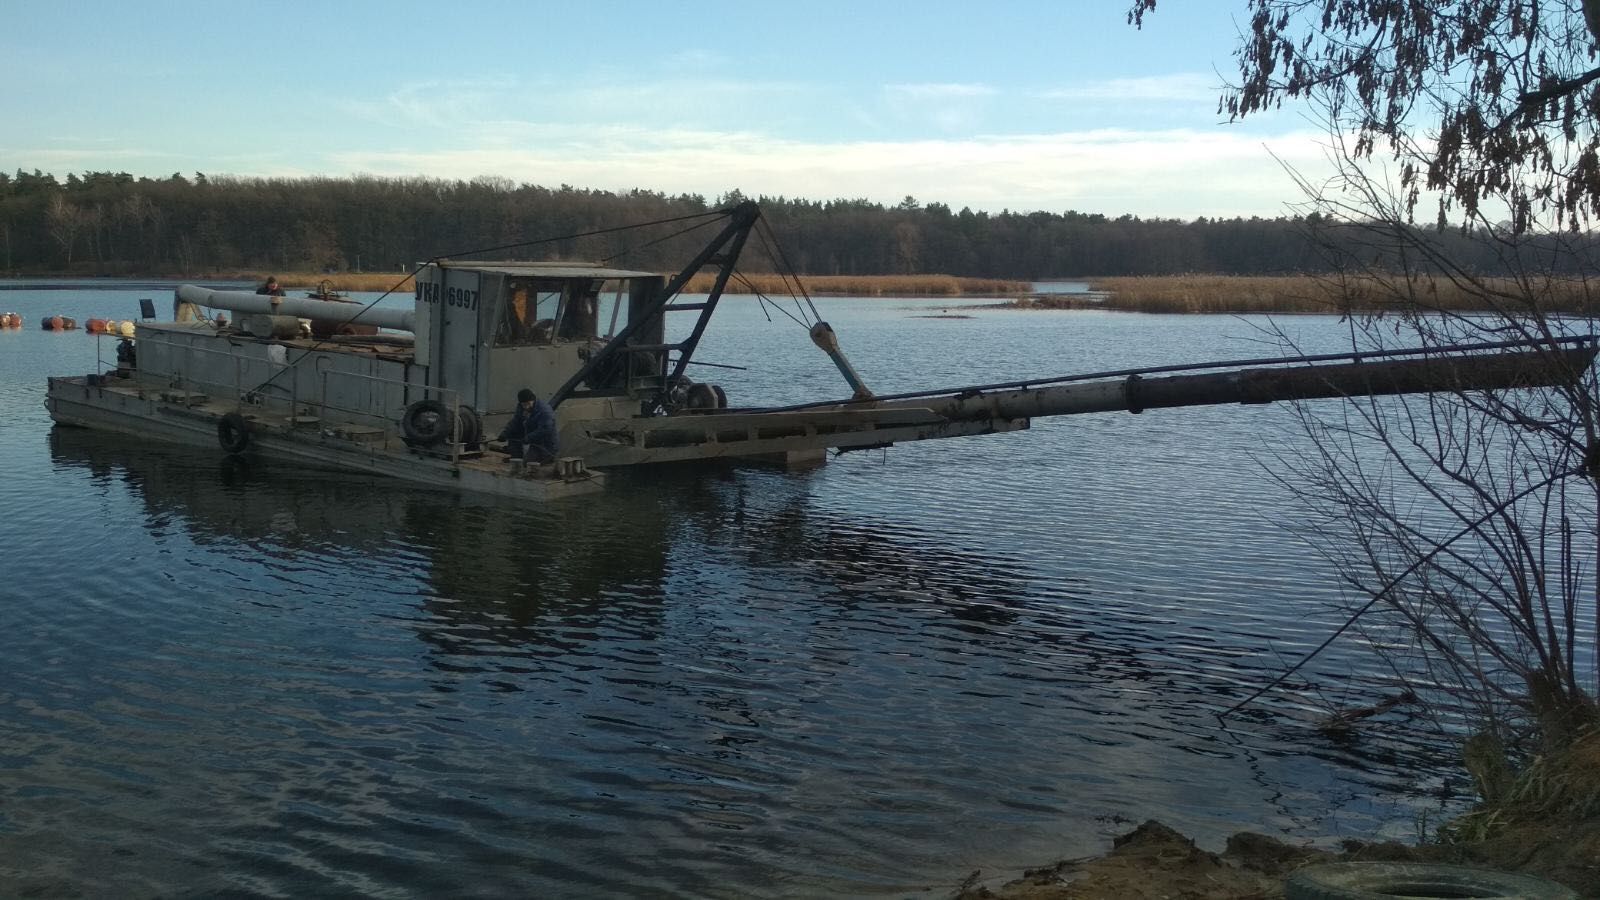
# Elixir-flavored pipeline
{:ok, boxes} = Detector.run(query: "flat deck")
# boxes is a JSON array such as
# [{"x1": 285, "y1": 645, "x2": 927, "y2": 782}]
[{"x1": 45, "y1": 375, "x2": 604, "y2": 502}]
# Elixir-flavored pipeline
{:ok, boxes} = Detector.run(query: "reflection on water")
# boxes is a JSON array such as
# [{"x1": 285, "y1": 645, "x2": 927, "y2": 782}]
[{"x1": 2, "y1": 291, "x2": 1469, "y2": 897}]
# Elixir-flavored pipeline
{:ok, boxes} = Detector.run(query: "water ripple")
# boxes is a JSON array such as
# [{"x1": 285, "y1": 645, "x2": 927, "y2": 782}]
[{"x1": 0, "y1": 292, "x2": 1488, "y2": 896}]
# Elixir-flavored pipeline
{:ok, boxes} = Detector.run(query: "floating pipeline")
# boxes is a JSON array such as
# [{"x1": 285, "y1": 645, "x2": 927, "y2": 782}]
[{"x1": 83, "y1": 319, "x2": 135, "y2": 336}]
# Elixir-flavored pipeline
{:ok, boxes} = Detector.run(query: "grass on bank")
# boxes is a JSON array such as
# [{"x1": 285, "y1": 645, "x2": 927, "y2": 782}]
[
  {"x1": 247, "y1": 272, "x2": 1031, "y2": 297},
  {"x1": 1012, "y1": 274, "x2": 1600, "y2": 314},
  {"x1": 683, "y1": 272, "x2": 1030, "y2": 296},
  {"x1": 245, "y1": 271, "x2": 1600, "y2": 313}
]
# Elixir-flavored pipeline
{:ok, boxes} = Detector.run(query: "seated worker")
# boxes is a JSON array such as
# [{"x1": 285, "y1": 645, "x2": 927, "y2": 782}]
[
  {"x1": 114, "y1": 337, "x2": 137, "y2": 374},
  {"x1": 256, "y1": 275, "x2": 285, "y2": 296},
  {"x1": 499, "y1": 388, "x2": 559, "y2": 464}
]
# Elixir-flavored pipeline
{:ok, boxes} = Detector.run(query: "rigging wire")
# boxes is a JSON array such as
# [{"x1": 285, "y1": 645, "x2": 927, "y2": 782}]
[
  {"x1": 600, "y1": 215, "x2": 724, "y2": 265},
  {"x1": 434, "y1": 208, "x2": 728, "y2": 261},
  {"x1": 730, "y1": 271, "x2": 811, "y2": 329},
  {"x1": 238, "y1": 206, "x2": 736, "y2": 401},
  {"x1": 755, "y1": 217, "x2": 822, "y2": 324}
]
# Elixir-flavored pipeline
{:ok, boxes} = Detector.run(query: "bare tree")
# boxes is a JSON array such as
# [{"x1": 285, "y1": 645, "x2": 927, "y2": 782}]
[
  {"x1": 45, "y1": 194, "x2": 83, "y2": 267},
  {"x1": 1267, "y1": 183, "x2": 1600, "y2": 754},
  {"x1": 1127, "y1": 0, "x2": 1600, "y2": 758}
]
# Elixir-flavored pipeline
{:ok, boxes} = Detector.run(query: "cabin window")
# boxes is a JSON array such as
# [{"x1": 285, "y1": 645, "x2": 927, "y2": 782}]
[
  {"x1": 496, "y1": 280, "x2": 562, "y2": 346},
  {"x1": 556, "y1": 288, "x2": 593, "y2": 341},
  {"x1": 594, "y1": 284, "x2": 627, "y2": 339}
]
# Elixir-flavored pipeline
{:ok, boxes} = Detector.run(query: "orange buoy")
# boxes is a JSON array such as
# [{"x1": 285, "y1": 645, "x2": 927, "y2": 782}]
[
  {"x1": 86, "y1": 318, "x2": 108, "y2": 333},
  {"x1": 43, "y1": 316, "x2": 62, "y2": 330},
  {"x1": 0, "y1": 312, "x2": 18, "y2": 328}
]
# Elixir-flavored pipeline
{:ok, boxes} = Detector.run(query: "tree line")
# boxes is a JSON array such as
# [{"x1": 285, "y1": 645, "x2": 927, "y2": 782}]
[{"x1": 0, "y1": 168, "x2": 1583, "y2": 279}]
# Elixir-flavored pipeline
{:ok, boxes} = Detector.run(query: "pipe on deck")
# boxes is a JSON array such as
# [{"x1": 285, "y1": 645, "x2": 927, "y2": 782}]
[{"x1": 175, "y1": 285, "x2": 415, "y2": 332}]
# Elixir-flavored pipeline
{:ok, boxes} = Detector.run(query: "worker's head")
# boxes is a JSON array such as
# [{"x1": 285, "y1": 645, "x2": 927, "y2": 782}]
[
  {"x1": 517, "y1": 388, "x2": 536, "y2": 406},
  {"x1": 266, "y1": 276, "x2": 278, "y2": 286}
]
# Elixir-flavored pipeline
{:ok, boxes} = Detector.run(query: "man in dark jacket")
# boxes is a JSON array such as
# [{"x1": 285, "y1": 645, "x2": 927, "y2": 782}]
[{"x1": 500, "y1": 388, "x2": 558, "y2": 464}]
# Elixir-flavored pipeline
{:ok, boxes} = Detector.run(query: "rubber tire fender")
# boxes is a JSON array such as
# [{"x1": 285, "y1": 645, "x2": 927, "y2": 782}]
[
  {"x1": 1285, "y1": 862, "x2": 1576, "y2": 900},
  {"x1": 401, "y1": 399, "x2": 452, "y2": 445},
  {"x1": 711, "y1": 384, "x2": 727, "y2": 409},
  {"x1": 684, "y1": 382, "x2": 718, "y2": 410},
  {"x1": 665, "y1": 374, "x2": 693, "y2": 407},
  {"x1": 217, "y1": 412, "x2": 252, "y2": 456},
  {"x1": 456, "y1": 405, "x2": 482, "y2": 445}
]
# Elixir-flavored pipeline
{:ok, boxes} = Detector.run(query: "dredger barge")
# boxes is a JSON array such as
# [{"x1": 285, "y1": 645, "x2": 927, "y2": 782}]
[{"x1": 43, "y1": 202, "x2": 1600, "y2": 500}]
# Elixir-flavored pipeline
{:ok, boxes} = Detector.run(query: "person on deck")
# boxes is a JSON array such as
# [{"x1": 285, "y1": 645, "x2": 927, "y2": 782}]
[
  {"x1": 500, "y1": 388, "x2": 559, "y2": 464},
  {"x1": 256, "y1": 276, "x2": 285, "y2": 296}
]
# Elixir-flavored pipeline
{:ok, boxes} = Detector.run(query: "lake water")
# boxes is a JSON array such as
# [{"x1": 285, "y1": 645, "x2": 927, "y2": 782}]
[{"x1": 1, "y1": 286, "x2": 1466, "y2": 897}]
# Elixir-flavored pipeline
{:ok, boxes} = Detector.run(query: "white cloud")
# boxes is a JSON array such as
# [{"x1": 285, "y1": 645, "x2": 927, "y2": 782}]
[
  {"x1": 324, "y1": 125, "x2": 1335, "y2": 219},
  {"x1": 1037, "y1": 73, "x2": 1221, "y2": 103}
]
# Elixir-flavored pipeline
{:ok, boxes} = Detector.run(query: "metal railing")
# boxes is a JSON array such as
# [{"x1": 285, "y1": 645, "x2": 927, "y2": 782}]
[
  {"x1": 316, "y1": 365, "x2": 465, "y2": 463},
  {"x1": 140, "y1": 330, "x2": 467, "y2": 463}
]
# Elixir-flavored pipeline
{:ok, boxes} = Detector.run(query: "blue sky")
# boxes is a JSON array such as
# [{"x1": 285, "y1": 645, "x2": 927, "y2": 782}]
[{"x1": 1, "y1": 1, "x2": 1332, "y2": 218}]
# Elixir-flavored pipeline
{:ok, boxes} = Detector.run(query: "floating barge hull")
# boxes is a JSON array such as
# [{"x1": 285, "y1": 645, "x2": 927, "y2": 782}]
[{"x1": 45, "y1": 373, "x2": 603, "y2": 502}]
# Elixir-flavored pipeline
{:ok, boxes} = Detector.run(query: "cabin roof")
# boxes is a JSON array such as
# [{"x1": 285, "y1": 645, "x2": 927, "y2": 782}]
[{"x1": 431, "y1": 260, "x2": 662, "y2": 280}]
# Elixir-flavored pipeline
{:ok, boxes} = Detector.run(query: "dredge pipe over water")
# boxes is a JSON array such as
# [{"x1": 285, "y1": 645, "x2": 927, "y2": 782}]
[{"x1": 876, "y1": 345, "x2": 1600, "y2": 423}]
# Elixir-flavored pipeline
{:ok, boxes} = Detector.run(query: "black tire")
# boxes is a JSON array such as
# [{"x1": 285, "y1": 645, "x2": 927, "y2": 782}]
[
  {"x1": 581, "y1": 351, "x2": 626, "y2": 390},
  {"x1": 685, "y1": 382, "x2": 718, "y2": 410},
  {"x1": 217, "y1": 412, "x2": 252, "y2": 455},
  {"x1": 665, "y1": 374, "x2": 693, "y2": 407},
  {"x1": 711, "y1": 384, "x2": 727, "y2": 409},
  {"x1": 401, "y1": 399, "x2": 452, "y2": 445},
  {"x1": 456, "y1": 405, "x2": 482, "y2": 445},
  {"x1": 1286, "y1": 862, "x2": 1576, "y2": 900}
]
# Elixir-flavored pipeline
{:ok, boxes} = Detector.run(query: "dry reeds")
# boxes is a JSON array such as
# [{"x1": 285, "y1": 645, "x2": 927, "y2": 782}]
[
  {"x1": 686, "y1": 272, "x2": 1030, "y2": 297},
  {"x1": 232, "y1": 273, "x2": 417, "y2": 293},
  {"x1": 1008, "y1": 275, "x2": 1600, "y2": 315},
  {"x1": 258, "y1": 271, "x2": 1030, "y2": 297}
]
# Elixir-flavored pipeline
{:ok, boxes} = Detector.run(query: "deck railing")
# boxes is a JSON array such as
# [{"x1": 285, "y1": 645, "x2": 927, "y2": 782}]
[{"x1": 139, "y1": 329, "x2": 467, "y2": 462}]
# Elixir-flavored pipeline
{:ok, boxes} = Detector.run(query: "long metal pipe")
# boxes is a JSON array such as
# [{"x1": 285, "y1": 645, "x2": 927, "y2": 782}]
[
  {"x1": 867, "y1": 346, "x2": 1599, "y2": 423},
  {"x1": 175, "y1": 285, "x2": 415, "y2": 332}
]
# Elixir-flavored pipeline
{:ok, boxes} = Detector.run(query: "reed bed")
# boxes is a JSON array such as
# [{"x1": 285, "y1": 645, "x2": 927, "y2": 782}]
[
  {"x1": 685, "y1": 272, "x2": 1031, "y2": 297},
  {"x1": 255, "y1": 272, "x2": 1030, "y2": 297},
  {"x1": 1009, "y1": 275, "x2": 1600, "y2": 315},
  {"x1": 244, "y1": 273, "x2": 416, "y2": 292}
]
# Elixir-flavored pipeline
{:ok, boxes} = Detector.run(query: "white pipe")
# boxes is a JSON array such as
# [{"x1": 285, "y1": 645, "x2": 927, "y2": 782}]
[{"x1": 175, "y1": 285, "x2": 415, "y2": 332}]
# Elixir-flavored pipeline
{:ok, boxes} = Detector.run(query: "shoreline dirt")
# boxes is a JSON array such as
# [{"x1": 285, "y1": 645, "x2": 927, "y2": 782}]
[
  {"x1": 951, "y1": 815, "x2": 1598, "y2": 899},
  {"x1": 947, "y1": 787, "x2": 1600, "y2": 890},
  {"x1": 953, "y1": 733, "x2": 1600, "y2": 899}
]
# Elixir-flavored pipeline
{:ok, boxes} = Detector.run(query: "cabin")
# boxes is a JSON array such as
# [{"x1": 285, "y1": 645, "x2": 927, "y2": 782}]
[{"x1": 134, "y1": 262, "x2": 673, "y2": 443}]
